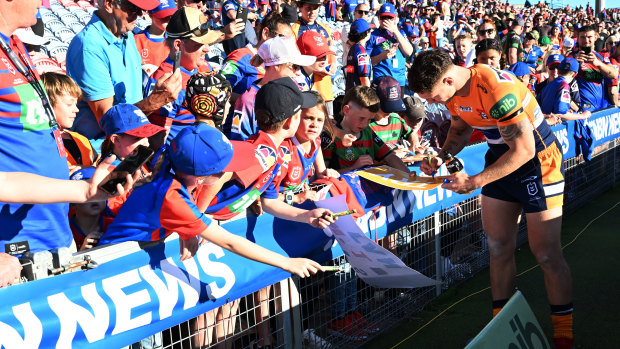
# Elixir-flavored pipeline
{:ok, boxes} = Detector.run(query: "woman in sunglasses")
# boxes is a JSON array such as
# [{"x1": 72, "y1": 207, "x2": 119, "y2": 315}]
[{"x1": 476, "y1": 19, "x2": 497, "y2": 42}]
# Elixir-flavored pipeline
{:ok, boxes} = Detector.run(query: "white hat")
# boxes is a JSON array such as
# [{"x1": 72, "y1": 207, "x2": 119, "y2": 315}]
[
  {"x1": 257, "y1": 36, "x2": 316, "y2": 67},
  {"x1": 13, "y1": 27, "x2": 49, "y2": 46},
  {"x1": 563, "y1": 37, "x2": 574, "y2": 48}
]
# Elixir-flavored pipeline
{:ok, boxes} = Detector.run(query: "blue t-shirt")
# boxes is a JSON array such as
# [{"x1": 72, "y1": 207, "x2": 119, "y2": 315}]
[
  {"x1": 0, "y1": 34, "x2": 71, "y2": 255},
  {"x1": 537, "y1": 76, "x2": 572, "y2": 115},
  {"x1": 523, "y1": 45, "x2": 544, "y2": 69},
  {"x1": 101, "y1": 169, "x2": 212, "y2": 244},
  {"x1": 366, "y1": 28, "x2": 409, "y2": 86},
  {"x1": 66, "y1": 13, "x2": 143, "y2": 140},
  {"x1": 221, "y1": 45, "x2": 265, "y2": 96},
  {"x1": 569, "y1": 50, "x2": 609, "y2": 111},
  {"x1": 222, "y1": 82, "x2": 260, "y2": 140}
]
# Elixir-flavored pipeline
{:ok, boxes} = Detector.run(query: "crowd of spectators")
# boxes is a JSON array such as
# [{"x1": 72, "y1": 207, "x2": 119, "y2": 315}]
[{"x1": 1, "y1": 0, "x2": 619, "y2": 347}]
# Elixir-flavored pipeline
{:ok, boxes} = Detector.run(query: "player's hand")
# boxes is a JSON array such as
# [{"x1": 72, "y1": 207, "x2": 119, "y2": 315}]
[
  {"x1": 88, "y1": 155, "x2": 139, "y2": 201},
  {"x1": 441, "y1": 172, "x2": 478, "y2": 194},
  {"x1": 282, "y1": 257, "x2": 323, "y2": 278},
  {"x1": 179, "y1": 236, "x2": 200, "y2": 261},
  {"x1": 224, "y1": 19, "x2": 245, "y2": 40},
  {"x1": 306, "y1": 208, "x2": 335, "y2": 228},
  {"x1": 0, "y1": 253, "x2": 22, "y2": 288},
  {"x1": 420, "y1": 155, "x2": 442, "y2": 176},
  {"x1": 353, "y1": 155, "x2": 374, "y2": 169}
]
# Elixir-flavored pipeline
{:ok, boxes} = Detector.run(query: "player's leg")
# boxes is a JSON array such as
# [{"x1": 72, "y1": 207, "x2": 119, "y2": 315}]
[
  {"x1": 481, "y1": 194, "x2": 523, "y2": 316},
  {"x1": 526, "y1": 207, "x2": 573, "y2": 348}
]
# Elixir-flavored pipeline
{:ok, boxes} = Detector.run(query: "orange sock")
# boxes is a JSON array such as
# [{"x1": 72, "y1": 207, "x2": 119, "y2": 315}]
[
  {"x1": 550, "y1": 303, "x2": 574, "y2": 340},
  {"x1": 492, "y1": 299, "x2": 509, "y2": 318},
  {"x1": 492, "y1": 307, "x2": 502, "y2": 317}
]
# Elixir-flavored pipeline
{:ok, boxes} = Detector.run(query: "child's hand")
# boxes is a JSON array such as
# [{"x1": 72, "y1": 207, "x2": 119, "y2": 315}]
[
  {"x1": 317, "y1": 168, "x2": 340, "y2": 179},
  {"x1": 353, "y1": 155, "x2": 374, "y2": 169},
  {"x1": 179, "y1": 236, "x2": 200, "y2": 261},
  {"x1": 79, "y1": 232, "x2": 102, "y2": 251},
  {"x1": 306, "y1": 208, "x2": 335, "y2": 228},
  {"x1": 283, "y1": 257, "x2": 322, "y2": 278},
  {"x1": 341, "y1": 133, "x2": 356, "y2": 147}
]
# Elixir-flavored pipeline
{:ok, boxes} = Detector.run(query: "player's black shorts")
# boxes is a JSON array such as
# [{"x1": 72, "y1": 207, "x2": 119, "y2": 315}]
[{"x1": 481, "y1": 141, "x2": 565, "y2": 213}]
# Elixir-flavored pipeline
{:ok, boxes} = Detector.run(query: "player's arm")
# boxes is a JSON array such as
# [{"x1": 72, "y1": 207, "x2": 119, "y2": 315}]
[
  {"x1": 473, "y1": 118, "x2": 535, "y2": 187},
  {"x1": 437, "y1": 114, "x2": 473, "y2": 159}
]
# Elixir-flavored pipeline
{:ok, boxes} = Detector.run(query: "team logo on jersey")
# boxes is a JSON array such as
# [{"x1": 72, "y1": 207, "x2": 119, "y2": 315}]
[
  {"x1": 489, "y1": 93, "x2": 518, "y2": 119},
  {"x1": 526, "y1": 182, "x2": 538, "y2": 196},
  {"x1": 357, "y1": 54, "x2": 369, "y2": 66},
  {"x1": 459, "y1": 106, "x2": 472, "y2": 112},
  {"x1": 480, "y1": 111, "x2": 489, "y2": 119},
  {"x1": 290, "y1": 166, "x2": 302, "y2": 180},
  {"x1": 2, "y1": 58, "x2": 15, "y2": 75},
  {"x1": 280, "y1": 145, "x2": 291, "y2": 167},
  {"x1": 344, "y1": 148, "x2": 355, "y2": 161},
  {"x1": 489, "y1": 66, "x2": 514, "y2": 83},
  {"x1": 255, "y1": 145, "x2": 277, "y2": 171},
  {"x1": 141, "y1": 48, "x2": 148, "y2": 58}
]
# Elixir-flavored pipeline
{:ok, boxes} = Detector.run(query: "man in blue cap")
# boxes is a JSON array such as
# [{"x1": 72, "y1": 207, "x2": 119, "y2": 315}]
[
  {"x1": 345, "y1": 18, "x2": 372, "y2": 90},
  {"x1": 366, "y1": 3, "x2": 413, "y2": 95}
]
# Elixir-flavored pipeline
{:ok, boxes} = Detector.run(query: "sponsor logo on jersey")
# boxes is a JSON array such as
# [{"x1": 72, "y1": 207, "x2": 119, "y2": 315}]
[
  {"x1": 459, "y1": 106, "x2": 472, "y2": 112},
  {"x1": 280, "y1": 145, "x2": 292, "y2": 167},
  {"x1": 357, "y1": 53, "x2": 369, "y2": 66},
  {"x1": 489, "y1": 93, "x2": 518, "y2": 119},
  {"x1": 476, "y1": 109, "x2": 489, "y2": 119},
  {"x1": 255, "y1": 145, "x2": 276, "y2": 171},
  {"x1": 560, "y1": 89, "x2": 571, "y2": 103},
  {"x1": 2, "y1": 57, "x2": 15, "y2": 75}
]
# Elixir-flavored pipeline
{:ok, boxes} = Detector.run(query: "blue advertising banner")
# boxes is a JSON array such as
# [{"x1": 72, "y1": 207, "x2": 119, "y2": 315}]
[{"x1": 1, "y1": 108, "x2": 617, "y2": 348}]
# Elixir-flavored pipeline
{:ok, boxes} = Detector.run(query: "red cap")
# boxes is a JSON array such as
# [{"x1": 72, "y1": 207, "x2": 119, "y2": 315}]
[
  {"x1": 128, "y1": 0, "x2": 160, "y2": 11},
  {"x1": 296, "y1": 31, "x2": 335, "y2": 59}
]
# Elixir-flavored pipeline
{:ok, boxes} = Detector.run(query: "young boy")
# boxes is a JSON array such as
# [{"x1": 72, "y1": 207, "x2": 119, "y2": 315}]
[
  {"x1": 453, "y1": 33, "x2": 475, "y2": 67},
  {"x1": 538, "y1": 57, "x2": 591, "y2": 123},
  {"x1": 323, "y1": 86, "x2": 411, "y2": 174},
  {"x1": 196, "y1": 77, "x2": 335, "y2": 227},
  {"x1": 369, "y1": 76, "x2": 417, "y2": 156}
]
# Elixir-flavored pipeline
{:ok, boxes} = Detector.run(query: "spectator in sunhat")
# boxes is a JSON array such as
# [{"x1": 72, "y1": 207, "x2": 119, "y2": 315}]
[{"x1": 134, "y1": 0, "x2": 177, "y2": 78}]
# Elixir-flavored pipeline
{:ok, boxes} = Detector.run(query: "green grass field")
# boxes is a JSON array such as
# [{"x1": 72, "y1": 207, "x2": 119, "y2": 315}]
[{"x1": 365, "y1": 184, "x2": 620, "y2": 349}]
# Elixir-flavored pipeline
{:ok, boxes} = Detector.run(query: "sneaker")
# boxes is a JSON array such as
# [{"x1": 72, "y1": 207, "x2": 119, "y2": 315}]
[
  {"x1": 349, "y1": 311, "x2": 380, "y2": 335},
  {"x1": 553, "y1": 337, "x2": 574, "y2": 349},
  {"x1": 327, "y1": 316, "x2": 368, "y2": 342}
]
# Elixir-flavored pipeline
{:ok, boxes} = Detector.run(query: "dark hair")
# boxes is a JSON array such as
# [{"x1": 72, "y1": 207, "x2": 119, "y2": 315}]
[
  {"x1": 475, "y1": 38, "x2": 502, "y2": 56},
  {"x1": 348, "y1": 29, "x2": 370, "y2": 43},
  {"x1": 260, "y1": 11, "x2": 289, "y2": 34},
  {"x1": 578, "y1": 25, "x2": 595, "y2": 34},
  {"x1": 341, "y1": 86, "x2": 380, "y2": 114},
  {"x1": 407, "y1": 50, "x2": 453, "y2": 94}
]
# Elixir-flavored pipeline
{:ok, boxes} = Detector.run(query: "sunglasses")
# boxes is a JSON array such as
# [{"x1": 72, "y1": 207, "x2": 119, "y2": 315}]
[
  {"x1": 356, "y1": 10, "x2": 369, "y2": 15},
  {"x1": 379, "y1": 16, "x2": 393, "y2": 20},
  {"x1": 548, "y1": 65, "x2": 558, "y2": 70},
  {"x1": 477, "y1": 28, "x2": 495, "y2": 35}
]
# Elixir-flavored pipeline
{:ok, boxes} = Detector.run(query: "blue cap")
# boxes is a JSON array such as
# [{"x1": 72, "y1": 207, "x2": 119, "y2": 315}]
[
  {"x1": 377, "y1": 3, "x2": 397, "y2": 17},
  {"x1": 546, "y1": 53, "x2": 564, "y2": 66},
  {"x1": 371, "y1": 76, "x2": 406, "y2": 113},
  {"x1": 559, "y1": 57, "x2": 579, "y2": 72},
  {"x1": 167, "y1": 123, "x2": 254, "y2": 176},
  {"x1": 350, "y1": 18, "x2": 370, "y2": 36},
  {"x1": 509, "y1": 62, "x2": 530, "y2": 77},
  {"x1": 100, "y1": 104, "x2": 165, "y2": 138},
  {"x1": 70, "y1": 167, "x2": 96, "y2": 181},
  {"x1": 149, "y1": 0, "x2": 177, "y2": 18}
]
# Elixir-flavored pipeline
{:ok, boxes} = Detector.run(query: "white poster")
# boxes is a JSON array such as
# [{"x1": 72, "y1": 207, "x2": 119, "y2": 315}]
[{"x1": 317, "y1": 195, "x2": 440, "y2": 288}]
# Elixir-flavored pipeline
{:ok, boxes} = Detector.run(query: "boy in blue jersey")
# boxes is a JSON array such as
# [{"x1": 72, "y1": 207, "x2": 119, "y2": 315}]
[
  {"x1": 345, "y1": 18, "x2": 372, "y2": 90},
  {"x1": 539, "y1": 58, "x2": 591, "y2": 124}
]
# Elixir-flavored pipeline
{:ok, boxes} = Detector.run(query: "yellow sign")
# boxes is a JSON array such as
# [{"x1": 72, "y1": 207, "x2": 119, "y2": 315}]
[{"x1": 355, "y1": 165, "x2": 450, "y2": 191}]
